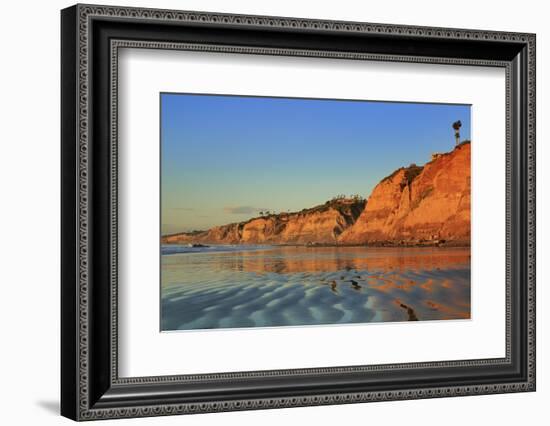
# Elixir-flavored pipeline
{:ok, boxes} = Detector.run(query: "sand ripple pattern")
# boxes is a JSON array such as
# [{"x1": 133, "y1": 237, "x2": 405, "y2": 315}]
[{"x1": 161, "y1": 246, "x2": 470, "y2": 331}]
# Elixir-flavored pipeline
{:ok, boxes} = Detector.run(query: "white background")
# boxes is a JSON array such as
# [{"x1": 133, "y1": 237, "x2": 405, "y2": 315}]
[
  {"x1": 119, "y1": 49, "x2": 506, "y2": 377},
  {"x1": 0, "y1": 0, "x2": 547, "y2": 425}
]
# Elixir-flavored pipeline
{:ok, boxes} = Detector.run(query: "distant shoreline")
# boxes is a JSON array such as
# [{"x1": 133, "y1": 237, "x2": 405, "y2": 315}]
[{"x1": 161, "y1": 241, "x2": 470, "y2": 249}]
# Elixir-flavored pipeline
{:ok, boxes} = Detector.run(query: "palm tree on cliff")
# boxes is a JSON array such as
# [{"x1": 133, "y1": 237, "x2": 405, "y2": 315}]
[{"x1": 452, "y1": 120, "x2": 462, "y2": 146}]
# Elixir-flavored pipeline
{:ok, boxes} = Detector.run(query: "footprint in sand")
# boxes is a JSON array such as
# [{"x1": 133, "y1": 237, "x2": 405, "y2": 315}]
[
  {"x1": 395, "y1": 300, "x2": 419, "y2": 321},
  {"x1": 350, "y1": 280, "x2": 362, "y2": 290}
]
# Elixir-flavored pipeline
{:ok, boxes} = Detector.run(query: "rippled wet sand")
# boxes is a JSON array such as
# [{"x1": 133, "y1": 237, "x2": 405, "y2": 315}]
[{"x1": 161, "y1": 246, "x2": 470, "y2": 331}]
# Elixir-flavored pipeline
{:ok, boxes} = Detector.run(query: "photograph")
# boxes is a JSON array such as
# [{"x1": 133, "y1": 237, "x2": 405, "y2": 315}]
[{"x1": 160, "y1": 93, "x2": 472, "y2": 331}]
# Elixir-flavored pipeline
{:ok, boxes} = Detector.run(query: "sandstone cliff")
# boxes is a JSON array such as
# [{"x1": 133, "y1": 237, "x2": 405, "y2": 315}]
[
  {"x1": 162, "y1": 198, "x2": 366, "y2": 245},
  {"x1": 163, "y1": 141, "x2": 470, "y2": 246},
  {"x1": 339, "y1": 141, "x2": 470, "y2": 244}
]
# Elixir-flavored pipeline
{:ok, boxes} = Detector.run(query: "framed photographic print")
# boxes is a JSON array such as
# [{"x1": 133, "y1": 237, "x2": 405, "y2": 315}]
[{"x1": 61, "y1": 4, "x2": 536, "y2": 421}]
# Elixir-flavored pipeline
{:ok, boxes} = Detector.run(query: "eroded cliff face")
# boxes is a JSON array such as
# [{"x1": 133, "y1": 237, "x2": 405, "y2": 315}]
[
  {"x1": 338, "y1": 141, "x2": 470, "y2": 244},
  {"x1": 163, "y1": 142, "x2": 470, "y2": 246},
  {"x1": 161, "y1": 199, "x2": 366, "y2": 245}
]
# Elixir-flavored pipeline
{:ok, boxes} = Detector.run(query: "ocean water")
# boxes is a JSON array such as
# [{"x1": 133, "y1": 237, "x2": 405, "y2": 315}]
[{"x1": 161, "y1": 245, "x2": 470, "y2": 331}]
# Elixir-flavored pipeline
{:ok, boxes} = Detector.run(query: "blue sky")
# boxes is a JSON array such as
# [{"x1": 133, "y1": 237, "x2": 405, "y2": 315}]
[{"x1": 161, "y1": 93, "x2": 470, "y2": 234}]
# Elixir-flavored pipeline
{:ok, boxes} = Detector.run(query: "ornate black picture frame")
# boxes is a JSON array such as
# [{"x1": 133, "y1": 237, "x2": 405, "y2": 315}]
[{"x1": 61, "y1": 3, "x2": 536, "y2": 421}]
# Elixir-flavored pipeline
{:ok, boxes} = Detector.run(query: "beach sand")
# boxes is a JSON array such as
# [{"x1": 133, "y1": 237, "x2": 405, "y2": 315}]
[{"x1": 161, "y1": 246, "x2": 470, "y2": 331}]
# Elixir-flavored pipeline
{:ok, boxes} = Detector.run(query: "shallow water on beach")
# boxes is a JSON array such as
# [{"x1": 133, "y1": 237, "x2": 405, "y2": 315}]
[{"x1": 161, "y1": 245, "x2": 470, "y2": 331}]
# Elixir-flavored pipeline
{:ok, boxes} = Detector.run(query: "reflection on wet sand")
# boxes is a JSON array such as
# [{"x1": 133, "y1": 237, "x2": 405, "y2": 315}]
[
  {"x1": 183, "y1": 246, "x2": 470, "y2": 274},
  {"x1": 161, "y1": 246, "x2": 470, "y2": 331}
]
